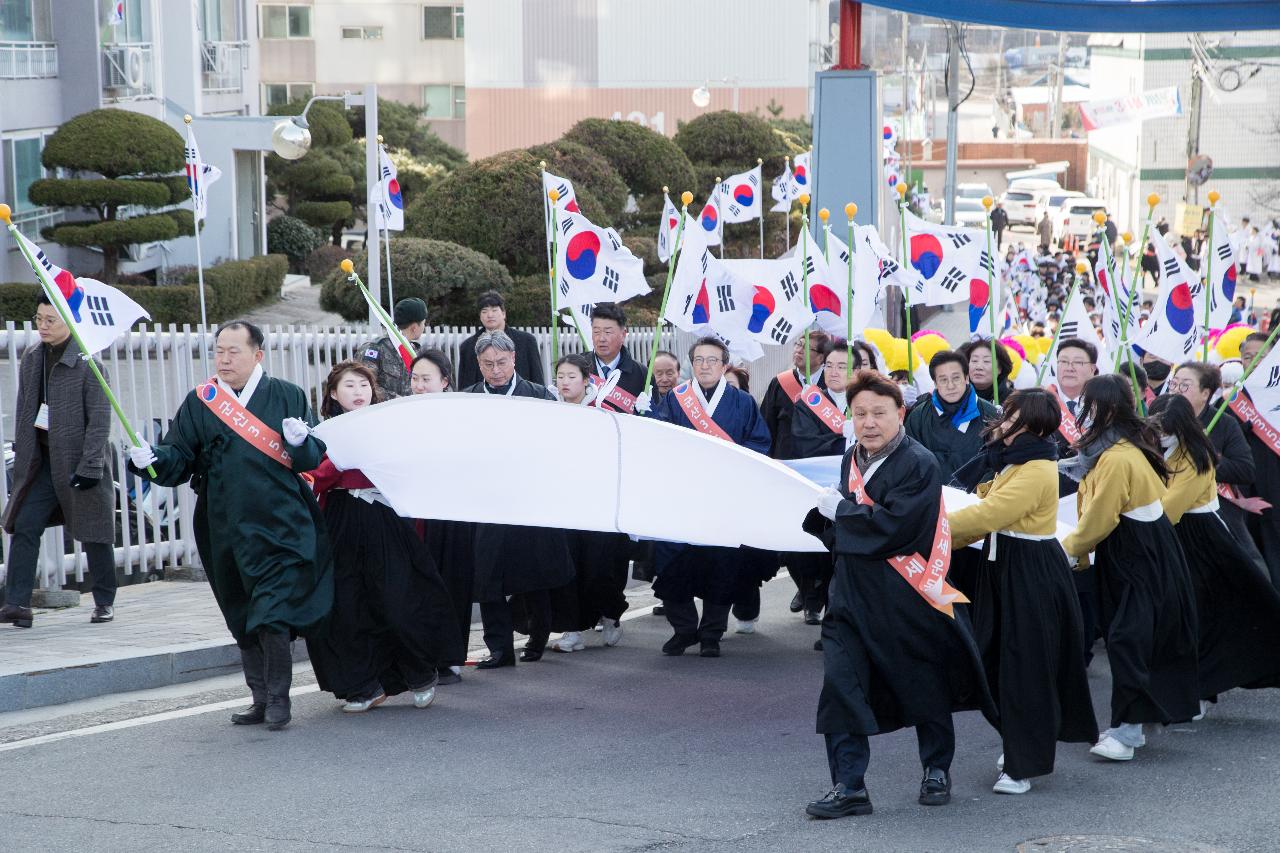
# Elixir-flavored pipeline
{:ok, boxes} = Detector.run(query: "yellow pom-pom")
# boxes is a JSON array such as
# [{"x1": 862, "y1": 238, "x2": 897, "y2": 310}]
[
  {"x1": 844, "y1": 202, "x2": 857, "y2": 219},
  {"x1": 895, "y1": 183, "x2": 908, "y2": 197},
  {"x1": 1146, "y1": 193, "x2": 1160, "y2": 208},
  {"x1": 0, "y1": 203, "x2": 10, "y2": 225},
  {"x1": 861, "y1": 328, "x2": 894, "y2": 356},
  {"x1": 680, "y1": 191, "x2": 693, "y2": 207},
  {"x1": 1006, "y1": 347, "x2": 1024, "y2": 379},
  {"x1": 1092, "y1": 211, "x2": 1106, "y2": 225},
  {"x1": 1208, "y1": 190, "x2": 1221, "y2": 205},
  {"x1": 818, "y1": 208, "x2": 830, "y2": 222},
  {"x1": 884, "y1": 338, "x2": 911, "y2": 373},
  {"x1": 1121, "y1": 232, "x2": 1134, "y2": 245},
  {"x1": 981, "y1": 196, "x2": 993, "y2": 209},
  {"x1": 340, "y1": 259, "x2": 354, "y2": 274},
  {"x1": 911, "y1": 332, "x2": 950, "y2": 365},
  {"x1": 1216, "y1": 326, "x2": 1252, "y2": 360},
  {"x1": 548, "y1": 188, "x2": 560, "y2": 202},
  {"x1": 1076, "y1": 260, "x2": 1089, "y2": 274},
  {"x1": 798, "y1": 193, "x2": 811, "y2": 206}
]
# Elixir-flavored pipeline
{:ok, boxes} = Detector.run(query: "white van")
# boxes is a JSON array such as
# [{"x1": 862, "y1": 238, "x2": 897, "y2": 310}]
[
  {"x1": 1000, "y1": 178, "x2": 1061, "y2": 226},
  {"x1": 1055, "y1": 198, "x2": 1109, "y2": 243}
]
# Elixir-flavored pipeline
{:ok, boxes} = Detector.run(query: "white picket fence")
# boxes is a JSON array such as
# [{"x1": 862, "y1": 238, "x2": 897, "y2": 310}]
[{"x1": 0, "y1": 322, "x2": 792, "y2": 592}]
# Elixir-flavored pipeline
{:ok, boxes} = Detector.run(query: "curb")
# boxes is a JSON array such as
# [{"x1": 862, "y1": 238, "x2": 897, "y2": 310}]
[{"x1": 0, "y1": 639, "x2": 309, "y2": 714}]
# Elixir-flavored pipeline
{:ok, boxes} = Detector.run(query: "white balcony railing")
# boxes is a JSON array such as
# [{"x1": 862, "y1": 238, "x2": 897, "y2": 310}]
[
  {"x1": 0, "y1": 41, "x2": 58, "y2": 79},
  {"x1": 101, "y1": 41, "x2": 155, "y2": 102},
  {"x1": 9, "y1": 207, "x2": 62, "y2": 241},
  {"x1": 201, "y1": 40, "x2": 247, "y2": 94}
]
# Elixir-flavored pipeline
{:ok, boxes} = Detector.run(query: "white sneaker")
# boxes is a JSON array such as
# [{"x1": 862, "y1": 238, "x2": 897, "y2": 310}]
[
  {"x1": 412, "y1": 686, "x2": 436, "y2": 709},
  {"x1": 1192, "y1": 700, "x2": 1210, "y2": 721},
  {"x1": 1089, "y1": 735, "x2": 1135, "y2": 761},
  {"x1": 601, "y1": 618, "x2": 623, "y2": 647},
  {"x1": 341, "y1": 691, "x2": 388, "y2": 713},
  {"x1": 735, "y1": 619, "x2": 757, "y2": 634},
  {"x1": 996, "y1": 753, "x2": 1004, "y2": 772},
  {"x1": 992, "y1": 773, "x2": 1030, "y2": 795},
  {"x1": 551, "y1": 632, "x2": 585, "y2": 652}
]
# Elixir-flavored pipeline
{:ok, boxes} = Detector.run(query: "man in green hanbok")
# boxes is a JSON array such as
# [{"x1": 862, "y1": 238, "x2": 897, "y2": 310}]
[{"x1": 129, "y1": 321, "x2": 331, "y2": 730}]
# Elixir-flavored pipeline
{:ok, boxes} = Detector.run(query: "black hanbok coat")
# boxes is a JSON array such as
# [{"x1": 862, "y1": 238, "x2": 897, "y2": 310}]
[{"x1": 803, "y1": 436, "x2": 998, "y2": 736}]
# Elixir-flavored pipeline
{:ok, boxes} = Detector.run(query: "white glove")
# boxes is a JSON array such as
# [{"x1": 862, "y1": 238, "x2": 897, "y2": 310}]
[
  {"x1": 817, "y1": 486, "x2": 843, "y2": 521},
  {"x1": 128, "y1": 441, "x2": 156, "y2": 469},
  {"x1": 900, "y1": 384, "x2": 920, "y2": 408},
  {"x1": 634, "y1": 390, "x2": 653, "y2": 414},
  {"x1": 281, "y1": 417, "x2": 310, "y2": 447},
  {"x1": 841, "y1": 420, "x2": 856, "y2": 441}
]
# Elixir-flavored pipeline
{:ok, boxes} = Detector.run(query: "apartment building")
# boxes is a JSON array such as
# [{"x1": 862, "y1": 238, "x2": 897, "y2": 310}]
[
  {"x1": 0, "y1": 0, "x2": 270, "y2": 284},
  {"x1": 256, "y1": 1, "x2": 467, "y2": 150}
]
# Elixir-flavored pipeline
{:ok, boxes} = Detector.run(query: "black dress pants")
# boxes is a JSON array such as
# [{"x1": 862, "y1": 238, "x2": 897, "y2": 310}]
[
  {"x1": 480, "y1": 590, "x2": 551, "y2": 656},
  {"x1": 664, "y1": 599, "x2": 730, "y2": 641},
  {"x1": 825, "y1": 718, "x2": 955, "y2": 790}
]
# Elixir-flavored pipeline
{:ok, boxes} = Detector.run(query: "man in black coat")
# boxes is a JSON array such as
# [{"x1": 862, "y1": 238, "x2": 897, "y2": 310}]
[
  {"x1": 461, "y1": 330, "x2": 572, "y2": 667},
  {"x1": 990, "y1": 203, "x2": 1009, "y2": 249},
  {"x1": 456, "y1": 290, "x2": 544, "y2": 389},
  {"x1": 1238, "y1": 333, "x2": 1280, "y2": 589},
  {"x1": 761, "y1": 332, "x2": 829, "y2": 461},
  {"x1": 904, "y1": 351, "x2": 999, "y2": 485},
  {"x1": 588, "y1": 303, "x2": 646, "y2": 413}
]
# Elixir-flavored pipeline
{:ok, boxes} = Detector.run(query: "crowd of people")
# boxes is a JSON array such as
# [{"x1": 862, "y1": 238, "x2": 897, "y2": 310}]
[{"x1": 8, "y1": 282, "x2": 1280, "y2": 819}]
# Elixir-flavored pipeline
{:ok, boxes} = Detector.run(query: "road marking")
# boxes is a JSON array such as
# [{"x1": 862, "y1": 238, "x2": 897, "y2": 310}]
[{"x1": 0, "y1": 685, "x2": 321, "y2": 753}]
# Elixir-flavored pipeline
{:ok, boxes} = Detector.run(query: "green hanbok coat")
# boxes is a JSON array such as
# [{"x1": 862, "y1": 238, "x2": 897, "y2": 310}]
[{"x1": 132, "y1": 372, "x2": 333, "y2": 643}]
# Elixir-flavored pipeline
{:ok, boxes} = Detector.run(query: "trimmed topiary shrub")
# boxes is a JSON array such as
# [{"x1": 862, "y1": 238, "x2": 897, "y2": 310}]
[
  {"x1": 267, "y1": 215, "x2": 325, "y2": 273},
  {"x1": 405, "y1": 149, "x2": 605, "y2": 278},
  {"x1": 304, "y1": 244, "x2": 354, "y2": 282},
  {"x1": 526, "y1": 139, "x2": 628, "y2": 223},
  {"x1": 320, "y1": 237, "x2": 512, "y2": 325},
  {"x1": 674, "y1": 111, "x2": 786, "y2": 173},
  {"x1": 562, "y1": 118, "x2": 698, "y2": 200},
  {"x1": 32, "y1": 108, "x2": 186, "y2": 283}
]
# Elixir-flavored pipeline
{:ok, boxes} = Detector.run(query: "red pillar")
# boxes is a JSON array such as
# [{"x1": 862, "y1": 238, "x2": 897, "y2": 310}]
[{"x1": 835, "y1": 1, "x2": 863, "y2": 70}]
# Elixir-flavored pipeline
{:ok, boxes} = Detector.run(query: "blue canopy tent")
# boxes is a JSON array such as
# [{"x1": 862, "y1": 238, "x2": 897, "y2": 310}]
[{"x1": 856, "y1": 0, "x2": 1280, "y2": 33}]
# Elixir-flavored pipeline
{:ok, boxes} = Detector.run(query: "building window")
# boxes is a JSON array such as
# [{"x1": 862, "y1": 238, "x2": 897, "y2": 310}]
[
  {"x1": 2, "y1": 130, "x2": 61, "y2": 239},
  {"x1": 340, "y1": 25, "x2": 382, "y2": 40},
  {"x1": 260, "y1": 4, "x2": 310, "y2": 39},
  {"x1": 423, "y1": 84, "x2": 464, "y2": 120},
  {"x1": 422, "y1": 5, "x2": 462, "y2": 39},
  {"x1": 263, "y1": 81, "x2": 313, "y2": 110}
]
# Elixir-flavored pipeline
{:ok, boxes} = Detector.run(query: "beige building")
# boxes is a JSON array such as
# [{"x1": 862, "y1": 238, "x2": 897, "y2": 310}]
[{"x1": 256, "y1": 1, "x2": 467, "y2": 150}]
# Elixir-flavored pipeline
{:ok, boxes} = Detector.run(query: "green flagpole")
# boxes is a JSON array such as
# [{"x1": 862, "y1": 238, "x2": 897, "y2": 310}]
[
  {"x1": 1206, "y1": 319, "x2": 1280, "y2": 435},
  {"x1": 1202, "y1": 190, "x2": 1220, "y2": 362},
  {"x1": 340, "y1": 259, "x2": 415, "y2": 355},
  {"x1": 642, "y1": 190, "x2": 692, "y2": 396},
  {"x1": 800, "y1": 193, "x2": 812, "y2": 380},
  {"x1": 844, "y1": 202, "x2": 858, "y2": 383},
  {"x1": 982, "y1": 196, "x2": 1000, "y2": 406},
  {"x1": 895, "y1": 183, "x2": 916, "y2": 375},
  {"x1": 1, "y1": 204, "x2": 155, "y2": 476}
]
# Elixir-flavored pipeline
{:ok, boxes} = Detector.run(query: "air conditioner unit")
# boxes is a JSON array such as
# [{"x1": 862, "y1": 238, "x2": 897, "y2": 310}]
[{"x1": 102, "y1": 45, "x2": 128, "y2": 87}]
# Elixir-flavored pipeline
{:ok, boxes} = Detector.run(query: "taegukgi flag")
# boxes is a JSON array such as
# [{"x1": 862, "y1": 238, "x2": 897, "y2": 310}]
[
  {"x1": 657, "y1": 191, "x2": 680, "y2": 263},
  {"x1": 374, "y1": 143, "x2": 404, "y2": 231},
  {"x1": 554, "y1": 209, "x2": 650, "y2": 306},
  {"x1": 717, "y1": 165, "x2": 762, "y2": 224},
  {"x1": 184, "y1": 124, "x2": 222, "y2": 224}
]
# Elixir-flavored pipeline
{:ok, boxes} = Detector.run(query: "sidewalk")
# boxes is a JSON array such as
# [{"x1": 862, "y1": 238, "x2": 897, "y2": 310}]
[{"x1": 0, "y1": 582, "x2": 272, "y2": 713}]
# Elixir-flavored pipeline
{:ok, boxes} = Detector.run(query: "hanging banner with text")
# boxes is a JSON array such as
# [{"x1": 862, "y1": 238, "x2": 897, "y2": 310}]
[{"x1": 1079, "y1": 86, "x2": 1182, "y2": 131}]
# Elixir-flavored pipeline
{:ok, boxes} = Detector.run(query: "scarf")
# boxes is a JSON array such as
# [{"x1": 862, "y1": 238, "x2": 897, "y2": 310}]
[
  {"x1": 950, "y1": 432, "x2": 1059, "y2": 492},
  {"x1": 932, "y1": 385, "x2": 980, "y2": 429},
  {"x1": 1057, "y1": 426, "x2": 1123, "y2": 483},
  {"x1": 854, "y1": 426, "x2": 907, "y2": 475}
]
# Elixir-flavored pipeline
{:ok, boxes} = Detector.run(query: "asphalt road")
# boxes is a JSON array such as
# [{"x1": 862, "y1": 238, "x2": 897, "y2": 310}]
[{"x1": 0, "y1": 580, "x2": 1277, "y2": 853}]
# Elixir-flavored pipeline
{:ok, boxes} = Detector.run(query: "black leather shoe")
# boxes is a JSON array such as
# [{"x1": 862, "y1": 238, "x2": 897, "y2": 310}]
[
  {"x1": 90, "y1": 605, "x2": 114, "y2": 623},
  {"x1": 436, "y1": 668, "x2": 462, "y2": 685},
  {"x1": 699, "y1": 639, "x2": 721, "y2": 658},
  {"x1": 519, "y1": 646, "x2": 544, "y2": 663},
  {"x1": 652, "y1": 605, "x2": 665, "y2": 616},
  {"x1": 804, "y1": 608, "x2": 822, "y2": 626},
  {"x1": 231, "y1": 703, "x2": 266, "y2": 725},
  {"x1": 1, "y1": 605, "x2": 33, "y2": 628},
  {"x1": 476, "y1": 652, "x2": 515, "y2": 669},
  {"x1": 919, "y1": 767, "x2": 951, "y2": 806},
  {"x1": 789, "y1": 591, "x2": 803, "y2": 613},
  {"x1": 813, "y1": 639, "x2": 823, "y2": 651},
  {"x1": 661, "y1": 633, "x2": 698, "y2": 656},
  {"x1": 805, "y1": 783, "x2": 873, "y2": 819},
  {"x1": 265, "y1": 698, "x2": 291, "y2": 731}
]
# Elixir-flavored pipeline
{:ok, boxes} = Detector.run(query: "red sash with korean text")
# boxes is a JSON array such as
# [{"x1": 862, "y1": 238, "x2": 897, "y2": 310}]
[
  {"x1": 800, "y1": 385, "x2": 845, "y2": 434},
  {"x1": 672, "y1": 382, "x2": 732, "y2": 443},
  {"x1": 196, "y1": 378, "x2": 292, "y2": 467},
  {"x1": 776, "y1": 370, "x2": 803, "y2": 404},
  {"x1": 1046, "y1": 384, "x2": 1083, "y2": 445},
  {"x1": 845, "y1": 459, "x2": 967, "y2": 618},
  {"x1": 1230, "y1": 392, "x2": 1280, "y2": 459},
  {"x1": 591, "y1": 374, "x2": 637, "y2": 413}
]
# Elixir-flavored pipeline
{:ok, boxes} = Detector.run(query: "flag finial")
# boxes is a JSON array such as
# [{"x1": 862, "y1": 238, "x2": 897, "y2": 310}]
[
  {"x1": 844, "y1": 202, "x2": 857, "y2": 219},
  {"x1": 0, "y1": 203, "x2": 10, "y2": 225},
  {"x1": 895, "y1": 183, "x2": 907, "y2": 198},
  {"x1": 376, "y1": 134, "x2": 384, "y2": 144},
  {"x1": 183, "y1": 114, "x2": 192, "y2": 125},
  {"x1": 548, "y1": 188, "x2": 560, "y2": 202},
  {"x1": 680, "y1": 191, "x2": 693, "y2": 207},
  {"x1": 1092, "y1": 211, "x2": 1106, "y2": 225},
  {"x1": 662, "y1": 185, "x2": 669, "y2": 193},
  {"x1": 818, "y1": 207, "x2": 829, "y2": 223},
  {"x1": 1208, "y1": 190, "x2": 1221, "y2": 205},
  {"x1": 340, "y1": 259, "x2": 355, "y2": 275},
  {"x1": 982, "y1": 195, "x2": 993, "y2": 209},
  {"x1": 1146, "y1": 193, "x2": 1160, "y2": 208}
]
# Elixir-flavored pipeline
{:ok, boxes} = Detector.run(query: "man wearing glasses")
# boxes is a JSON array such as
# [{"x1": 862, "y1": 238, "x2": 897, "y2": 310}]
[
  {"x1": 2, "y1": 296, "x2": 117, "y2": 629},
  {"x1": 647, "y1": 338, "x2": 770, "y2": 658}
]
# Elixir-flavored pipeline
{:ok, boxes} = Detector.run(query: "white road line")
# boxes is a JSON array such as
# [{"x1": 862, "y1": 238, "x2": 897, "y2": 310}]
[
  {"x1": 0, "y1": 685, "x2": 321, "y2": 753},
  {"x1": 0, "y1": 601, "x2": 664, "y2": 752}
]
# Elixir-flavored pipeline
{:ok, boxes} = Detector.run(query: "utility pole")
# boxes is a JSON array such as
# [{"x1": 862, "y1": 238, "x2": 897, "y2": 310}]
[
  {"x1": 944, "y1": 22, "x2": 960, "y2": 225},
  {"x1": 1050, "y1": 32, "x2": 1067, "y2": 139},
  {"x1": 1185, "y1": 71, "x2": 1204, "y2": 204}
]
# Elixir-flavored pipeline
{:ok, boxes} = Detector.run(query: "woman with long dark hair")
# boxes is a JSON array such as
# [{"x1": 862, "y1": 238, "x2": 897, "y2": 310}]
[
  {"x1": 948, "y1": 389, "x2": 1097, "y2": 794},
  {"x1": 957, "y1": 338, "x2": 1014, "y2": 405},
  {"x1": 1060, "y1": 374, "x2": 1199, "y2": 761},
  {"x1": 305, "y1": 360, "x2": 461, "y2": 712},
  {"x1": 1149, "y1": 394, "x2": 1280, "y2": 715}
]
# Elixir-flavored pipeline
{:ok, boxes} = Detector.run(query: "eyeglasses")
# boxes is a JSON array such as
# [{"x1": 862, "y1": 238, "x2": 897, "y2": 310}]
[
  {"x1": 1169, "y1": 380, "x2": 1198, "y2": 393},
  {"x1": 1056, "y1": 359, "x2": 1091, "y2": 369},
  {"x1": 691, "y1": 357, "x2": 723, "y2": 366},
  {"x1": 935, "y1": 375, "x2": 967, "y2": 386},
  {"x1": 32, "y1": 315, "x2": 60, "y2": 328}
]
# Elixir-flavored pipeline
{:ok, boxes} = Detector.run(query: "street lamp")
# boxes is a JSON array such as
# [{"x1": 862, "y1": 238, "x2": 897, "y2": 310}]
[
  {"x1": 269, "y1": 88, "x2": 382, "y2": 326},
  {"x1": 690, "y1": 78, "x2": 739, "y2": 112}
]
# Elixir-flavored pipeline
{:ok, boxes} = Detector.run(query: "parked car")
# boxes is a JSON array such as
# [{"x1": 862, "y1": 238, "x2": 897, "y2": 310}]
[
  {"x1": 1000, "y1": 178, "x2": 1061, "y2": 226},
  {"x1": 1055, "y1": 198, "x2": 1110, "y2": 243},
  {"x1": 1034, "y1": 189, "x2": 1084, "y2": 224},
  {"x1": 957, "y1": 182, "x2": 994, "y2": 201},
  {"x1": 953, "y1": 198, "x2": 988, "y2": 228}
]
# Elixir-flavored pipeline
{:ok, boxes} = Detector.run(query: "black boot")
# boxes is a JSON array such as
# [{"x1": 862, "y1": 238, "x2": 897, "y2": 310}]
[
  {"x1": 231, "y1": 642, "x2": 267, "y2": 725},
  {"x1": 260, "y1": 630, "x2": 293, "y2": 731}
]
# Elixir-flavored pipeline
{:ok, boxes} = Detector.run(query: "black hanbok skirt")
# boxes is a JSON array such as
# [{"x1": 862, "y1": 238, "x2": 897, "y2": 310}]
[
  {"x1": 1175, "y1": 510, "x2": 1280, "y2": 699},
  {"x1": 546, "y1": 530, "x2": 632, "y2": 632},
  {"x1": 421, "y1": 518, "x2": 475, "y2": 668},
  {"x1": 306, "y1": 492, "x2": 461, "y2": 699},
  {"x1": 1094, "y1": 514, "x2": 1200, "y2": 727},
  {"x1": 972, "y1": 534, "x2": 1098, "y2": 779}
]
